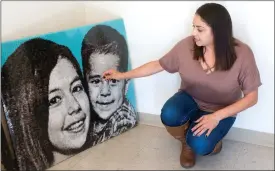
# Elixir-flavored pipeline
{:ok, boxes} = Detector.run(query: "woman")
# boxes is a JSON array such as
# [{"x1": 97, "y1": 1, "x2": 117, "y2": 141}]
[
  {"x1": 103, "y1": 3, "x2": 262, "y2": 168},
  {"x1": 1, "y1": 38, "x2": 94, "y2": 170}
]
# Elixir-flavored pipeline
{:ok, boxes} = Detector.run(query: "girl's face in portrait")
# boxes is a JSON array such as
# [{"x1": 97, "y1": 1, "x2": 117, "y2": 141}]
[{"x1": 48, "y1": 57, "x2": 90, "y2": 150}]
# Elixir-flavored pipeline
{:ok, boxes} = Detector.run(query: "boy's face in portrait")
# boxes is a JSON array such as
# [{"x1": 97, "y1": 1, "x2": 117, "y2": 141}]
[{"x1": 86, "y1": 52, "x2": 127, "y2": 120}]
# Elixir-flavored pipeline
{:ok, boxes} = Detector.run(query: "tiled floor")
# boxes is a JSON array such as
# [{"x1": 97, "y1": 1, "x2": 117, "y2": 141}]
[{"x1": 48, "y1": 124, "x2": 274, "y2": 170}]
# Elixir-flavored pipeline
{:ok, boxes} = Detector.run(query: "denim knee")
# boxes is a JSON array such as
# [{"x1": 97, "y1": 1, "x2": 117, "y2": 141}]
[
  {"x1": 160, "y1": 91, "x2": 198, "y2": 127},
  {"x1": 161, "y1": 103, "x2": 182, "y2": 127},
  {"x1": 186, "y1": 116, "x2": 236, "y2": 155},
  {"x1": 186, "y1": 132, "x2": 215, "y2": 156}
]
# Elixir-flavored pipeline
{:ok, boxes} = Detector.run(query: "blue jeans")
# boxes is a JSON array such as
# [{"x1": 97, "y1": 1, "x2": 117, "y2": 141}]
[{"x1": 161, "y1": 91, "x2": 236, "y2": 156}]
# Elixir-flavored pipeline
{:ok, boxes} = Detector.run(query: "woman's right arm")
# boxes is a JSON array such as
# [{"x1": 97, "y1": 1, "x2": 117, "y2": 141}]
[{"x1": 103, "y1": 60, "x2": 164, "y2": 80}]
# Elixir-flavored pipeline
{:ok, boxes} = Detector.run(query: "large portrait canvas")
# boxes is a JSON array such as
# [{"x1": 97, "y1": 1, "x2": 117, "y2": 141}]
[{"x1": 1, "y1": 18, "x2": 138, "y2": 170}]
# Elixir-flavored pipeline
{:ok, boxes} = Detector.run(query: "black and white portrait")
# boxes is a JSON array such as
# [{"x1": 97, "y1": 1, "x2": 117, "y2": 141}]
[
  {"x1": 1, "y1": 21, "x2": 138, "y2": 171},
  {"x1": 1, "y1": 38, "x2": 94, "y2": 170},
  {"x1": 81, "y1": 25, "x2": 138, "y2": 144}
]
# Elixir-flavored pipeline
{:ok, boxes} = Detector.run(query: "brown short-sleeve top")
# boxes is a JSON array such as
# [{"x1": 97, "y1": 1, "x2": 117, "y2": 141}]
[{"x1": 159, "y1": 36, "x2": 262, "y2": 112}]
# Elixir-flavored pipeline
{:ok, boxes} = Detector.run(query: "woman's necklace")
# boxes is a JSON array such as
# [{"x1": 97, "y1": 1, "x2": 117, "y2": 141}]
[
  {"x1": 204, "y1": 61, "x2": 215, "y2": 73},
  {"x1": 200, "y1": 47, "x2": 215, "y2": 74},
  {"x1": 200, "y1": 58, "x2": 215, "y2": 74}
]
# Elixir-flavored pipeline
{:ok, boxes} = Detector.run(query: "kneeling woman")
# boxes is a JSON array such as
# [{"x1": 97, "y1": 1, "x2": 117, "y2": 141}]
[{"x1": 102, "y1": 3, "x2": 261, "y2": 168}]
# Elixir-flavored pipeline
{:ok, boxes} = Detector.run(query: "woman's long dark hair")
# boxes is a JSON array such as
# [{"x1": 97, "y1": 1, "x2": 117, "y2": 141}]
[
  {"x1": 1, "y1": 38, "x2": 93, "y2": 170},
  {"x1": 193, "y1": 3, "x2": 238, "y2": 71}
]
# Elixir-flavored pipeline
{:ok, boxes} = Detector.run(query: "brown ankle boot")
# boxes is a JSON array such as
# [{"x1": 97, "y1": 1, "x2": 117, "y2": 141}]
[
  {"x1": 165, "y1": 122, "x2": 195, "y2": 168},
  {"x1": 208, "y1": 141, "x2": 222, "y2": 155}
]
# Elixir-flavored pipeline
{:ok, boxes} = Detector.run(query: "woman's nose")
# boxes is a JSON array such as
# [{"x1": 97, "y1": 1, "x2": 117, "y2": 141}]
[
  {"x1": 100, "y1": 80, "x2": 111, "y2": 97},
  {"x1": 192, "y1": 27, "x2": 197, "y2": 37},
  {"x1": 67, "y1": 95, "x2": 81, "y2": 115}
]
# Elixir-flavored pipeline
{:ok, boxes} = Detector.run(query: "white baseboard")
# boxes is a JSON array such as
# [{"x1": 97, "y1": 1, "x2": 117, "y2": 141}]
[{"x1": 138, "y1": 112, "x2": 274, "y2": 148}]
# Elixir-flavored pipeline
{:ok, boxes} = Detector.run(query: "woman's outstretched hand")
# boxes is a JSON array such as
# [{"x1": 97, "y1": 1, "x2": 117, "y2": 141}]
[
  {"x1": 103, "y1": 69, "x2": 125, "y2": 80},
  {"x1": 103, "y1": 60, "x2": 164, "y2": 80}
]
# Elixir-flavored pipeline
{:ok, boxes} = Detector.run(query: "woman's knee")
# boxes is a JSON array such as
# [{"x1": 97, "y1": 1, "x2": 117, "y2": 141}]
[
  {"x1": 160, "y1": 91, "x2": 198, "y2": 127},
  {"x1": 186, "y1": 116, "x2": 235, "y2": 155},
  {"x1": 161, "y1": 102, "x2": 181, "y2": 126},
  {"x1": 186, "y1": 132, "x2": 216, "y2": 156}
]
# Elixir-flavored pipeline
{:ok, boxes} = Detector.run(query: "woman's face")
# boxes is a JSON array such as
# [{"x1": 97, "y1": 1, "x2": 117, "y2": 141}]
[
  {"x1": 192, "y1": 14, "x2": 214, "y2": 47},
  {"x1": 48, "y1": 57, "x2": 90, "y2": 151}
]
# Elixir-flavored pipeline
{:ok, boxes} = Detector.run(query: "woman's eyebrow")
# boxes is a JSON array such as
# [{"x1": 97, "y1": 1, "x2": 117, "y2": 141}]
[
  {"x1": 193, "y1": 24, "x2": 204, "y2": 28},
  {"x1": 70, "y1": 76, "x2": 80, "y2": 87},
  {"x1": 49, "y1": 88, "x2": 60, "y2": 94}
]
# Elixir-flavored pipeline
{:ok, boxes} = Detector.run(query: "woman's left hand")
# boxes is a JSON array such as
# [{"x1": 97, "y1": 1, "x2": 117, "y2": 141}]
[{"x1": 191, "y1": 113, "x2": 221, "y2": 137}]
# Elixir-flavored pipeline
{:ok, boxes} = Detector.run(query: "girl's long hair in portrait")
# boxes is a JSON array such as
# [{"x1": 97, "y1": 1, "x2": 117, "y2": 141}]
[{"x1": 1, "y1": 38, "x2": 94, "y2": 170}]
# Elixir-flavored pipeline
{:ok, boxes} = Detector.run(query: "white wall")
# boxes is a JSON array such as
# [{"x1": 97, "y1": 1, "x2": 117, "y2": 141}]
[
  {"x1": 2, "y1": 1, "x2": 274, "y2": 134},
  {"x1": 221, "y1": 1, "x2": 274, "y2": 134}
]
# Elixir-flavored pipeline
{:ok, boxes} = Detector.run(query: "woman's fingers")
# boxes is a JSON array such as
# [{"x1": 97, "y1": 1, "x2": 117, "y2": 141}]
[
  {"x1": 191, "y1": 118, "x2": 204, "y2": 132},
  {"x1": 103, "y1": 69, "x2": 113, "y2": 75},
  {"x1": 104, "y1": 74, "x2": 111, "y2": 80},
  {"x1": 206, "y1": 128, "x2": 213, "y2": 137},
  {"x1": 197, "y1": 127, "x2": 208, "y2": 137},
  {"x1": 192, "y1": 122, "x2": 205, "y2": 135},
  {"x1": 195, "y1": 116, "x2": 203, "y2": 123},
  {"x1": 103, "y1": 73, "x2": 114, "y2": 80},
  {"x1": 103, "y1": 69, "x2": 115, "y2": 78}
]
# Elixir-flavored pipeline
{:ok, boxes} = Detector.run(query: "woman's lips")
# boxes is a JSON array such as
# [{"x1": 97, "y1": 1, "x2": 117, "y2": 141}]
[{"x1": 64, "y1": 116, "x2": 86, "y2": 133}]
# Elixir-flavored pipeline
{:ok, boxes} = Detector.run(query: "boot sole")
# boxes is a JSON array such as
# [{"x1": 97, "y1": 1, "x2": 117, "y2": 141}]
[{"x1": 181, "y1": 163, "x2": 195, "y2": 168}]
